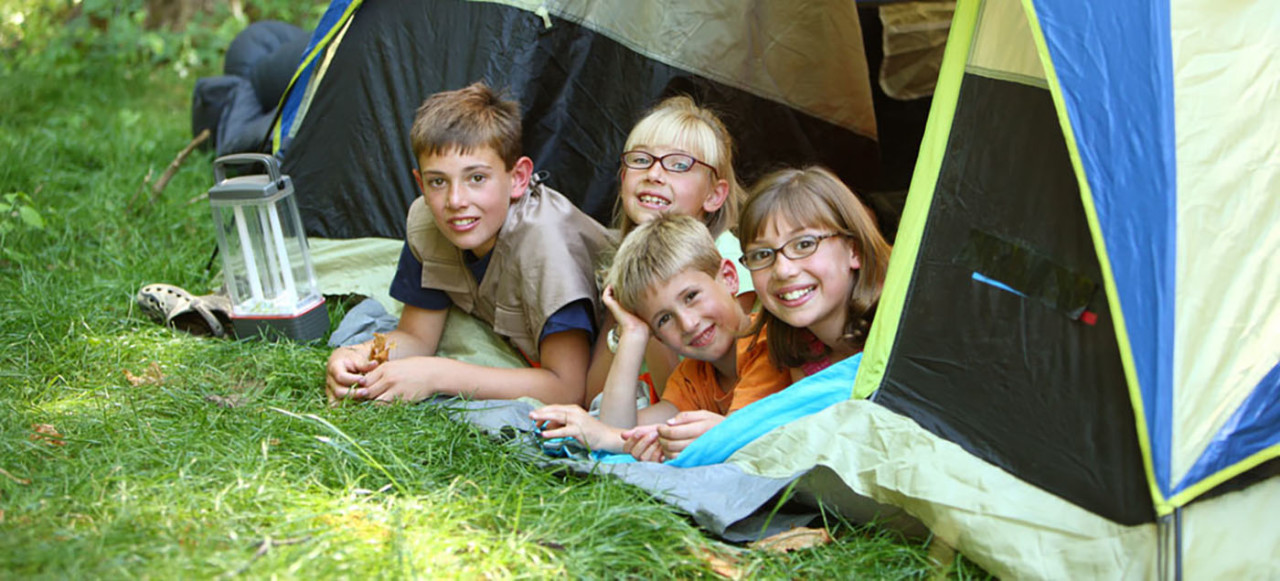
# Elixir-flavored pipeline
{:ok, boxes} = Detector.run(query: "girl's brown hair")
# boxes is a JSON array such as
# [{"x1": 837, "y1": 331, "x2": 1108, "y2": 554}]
[{"x1": 740, "y1": 166, "x2": 891, "y2": 369}]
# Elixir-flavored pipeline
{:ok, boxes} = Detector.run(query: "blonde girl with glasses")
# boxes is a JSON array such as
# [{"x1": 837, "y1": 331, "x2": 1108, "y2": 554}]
[
  {"x1": 739, "y1": 166, "x2": 892, "y2": 374},
  {"x1": 585, "y1": 96, "x2": 753, "y2": 405}
]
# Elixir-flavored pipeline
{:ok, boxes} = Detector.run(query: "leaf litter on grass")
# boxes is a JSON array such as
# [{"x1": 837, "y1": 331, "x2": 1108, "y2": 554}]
[
  {"x1": 123, "y1": 361, "x2": 164, "y2": 386},
  {"x1": 29, "y1": 423, "x2": 67, "y2": 446}
]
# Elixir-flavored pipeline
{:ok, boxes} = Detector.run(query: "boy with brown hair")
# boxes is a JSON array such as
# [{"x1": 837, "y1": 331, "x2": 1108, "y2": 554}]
[
  {"x1": 530, "y1": 214, "x2": 792, "y2": 461},
  {"x1": 325, "y1": 82, "x2": 612, "y2": 405}
]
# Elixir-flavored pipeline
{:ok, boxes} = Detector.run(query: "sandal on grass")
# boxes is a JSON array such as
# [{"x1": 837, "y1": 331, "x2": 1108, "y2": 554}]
[{"x1": 136, "y1": 283, "x2": 235, "y2": 338}]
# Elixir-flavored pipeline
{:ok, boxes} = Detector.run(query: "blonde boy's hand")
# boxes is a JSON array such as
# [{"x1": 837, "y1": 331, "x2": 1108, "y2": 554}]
[
  {"x1": 656, "y1": 410, "x2": 724, "y2": 459},
  {"x1": 529, "y1": 404, "x2": 620, "y2": 451},
  {"x1": 621, "y1": 424, "x2": 665, "y2": 462},
  {"x1": 602, "y1": 285, "x2": 650, "y2": 343},
  {"x1": 325, "y1": 345, "x2": 378, "y2": 404}
]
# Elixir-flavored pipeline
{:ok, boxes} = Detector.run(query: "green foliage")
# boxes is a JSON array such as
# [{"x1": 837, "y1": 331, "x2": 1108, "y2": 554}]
[
  {"x1": 1, "y1": 191, "x2": 45, "y2": 231},
  {"x1": 0, "y1": 191, "x2": 45, "y2": 262},
  {"x1": 1, "y1": 0, "x2": 327, "y2": 78}
]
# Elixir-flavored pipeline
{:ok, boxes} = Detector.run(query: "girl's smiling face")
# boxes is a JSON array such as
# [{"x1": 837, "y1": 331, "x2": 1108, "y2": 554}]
[
  {"x1": 619, "y1": 145, "x2": 728, "y2": 228},
  {"x1": 747, "y1": 213, "x2": 861, "y2": 347}
]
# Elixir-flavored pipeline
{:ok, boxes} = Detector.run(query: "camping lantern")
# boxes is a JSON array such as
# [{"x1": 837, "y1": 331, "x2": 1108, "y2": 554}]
[{"x1": 207, "y1": 154, "x2": 327, "y2": 341}]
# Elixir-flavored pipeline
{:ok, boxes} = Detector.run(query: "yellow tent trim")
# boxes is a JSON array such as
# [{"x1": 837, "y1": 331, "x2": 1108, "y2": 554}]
[
  {"x1": 270, "y1": 0, "x2": 365, "y2": 152},
  {"x1": 853, "y1": 0, "x2": 982, "y2": 400},
  {"x1": 1168, "y1": 443, "x2": 1280, "y2": 508}
]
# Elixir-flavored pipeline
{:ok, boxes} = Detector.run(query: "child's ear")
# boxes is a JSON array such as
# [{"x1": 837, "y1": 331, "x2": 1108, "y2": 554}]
[
  {"x1": 718, "y1": 258, "x2": 740, "y2": 296},
  {"x1": 412, "y1": 168, "x2": 425, "y2": 195},
  {"x1": 701, "y1": 178, "x2": 731, "y2": 213},
  {"x1": 510, "y1": 156, "x2": 534, "y2": 200}
]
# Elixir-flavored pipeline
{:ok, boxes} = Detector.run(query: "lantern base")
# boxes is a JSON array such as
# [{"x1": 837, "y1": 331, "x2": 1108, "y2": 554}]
[{"x1": 231, "y1": 298, "x2": 328, "y2": 342}]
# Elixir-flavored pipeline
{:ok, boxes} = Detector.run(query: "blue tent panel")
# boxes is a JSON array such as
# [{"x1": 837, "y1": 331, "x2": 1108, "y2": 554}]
[
  {"x1": 1030, "y1": 0, "x2": 1178, "y2": 496},
  {"x1": 275, "y1": 0, "x2": 358, "y2": 151},
  {"x1": 1174, "y1": 362, "x2": 1280, "y2": 495}
]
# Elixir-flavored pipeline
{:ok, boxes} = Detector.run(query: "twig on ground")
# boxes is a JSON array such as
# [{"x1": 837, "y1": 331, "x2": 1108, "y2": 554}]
[
  {"x1": 152, "y1": 128, "x2": 210, "y2": 200},
  {"x1": 127, "y1": 168, "x2": 155, "y2": 210},
  {"x1": 0, "y1": 467, "x2": 31, "y2": 485}
]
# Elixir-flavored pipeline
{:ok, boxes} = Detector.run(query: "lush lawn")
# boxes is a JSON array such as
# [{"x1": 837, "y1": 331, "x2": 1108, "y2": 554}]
[{"x1": 0, "y1": 9, "x2": 988, "y2": 579}]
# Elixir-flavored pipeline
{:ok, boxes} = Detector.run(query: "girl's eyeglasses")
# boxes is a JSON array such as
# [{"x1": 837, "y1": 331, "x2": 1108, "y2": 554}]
[
  {"x1": 621, "y1": 150, "x2": 719, "y2": 179},
  {"x1": 739, "y1": 233, "x2": 843, "y2": 271}
]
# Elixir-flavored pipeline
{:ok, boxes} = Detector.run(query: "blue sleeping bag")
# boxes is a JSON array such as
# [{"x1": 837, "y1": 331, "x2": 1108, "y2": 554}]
[{"x1": 597, "y1": 353, "x2": 861, "y2": 466}]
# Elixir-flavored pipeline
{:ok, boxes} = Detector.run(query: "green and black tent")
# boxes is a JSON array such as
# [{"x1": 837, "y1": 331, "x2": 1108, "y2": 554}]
[{"x1": 268, "y1": 0, "x2": 884, "y2": 309}]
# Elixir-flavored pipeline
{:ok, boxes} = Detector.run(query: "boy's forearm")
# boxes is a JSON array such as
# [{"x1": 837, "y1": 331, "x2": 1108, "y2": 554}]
[
  {"x1": 597, "y1": 332, "x2": 649, "y2": 428},
  {"x1": 428, "y1": 358, "x2": 585, "y2": 404},
  {"x1": 584, "y1": 326, "x2": 615, "y2": 405}
]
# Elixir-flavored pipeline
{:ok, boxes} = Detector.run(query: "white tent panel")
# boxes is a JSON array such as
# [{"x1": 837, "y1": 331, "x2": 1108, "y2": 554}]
[
  {"x1": 968, "y1": 0, "x2": 1044, "y2": 85},
  {"x1": 1170, "y1": 0, "x2": 1280, "y2": 483},
  {"x1": 729, "y1": 400, "x2": 1157, "y2": 580}
]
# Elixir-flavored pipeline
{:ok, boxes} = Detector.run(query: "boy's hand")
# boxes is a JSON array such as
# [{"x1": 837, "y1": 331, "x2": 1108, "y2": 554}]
[
  {"x1": 529, "y1": 404, "x2": 619, "y2": 451},
  {"x1": 325, "y1": 345, "x2": 378, "y2": 404},
  {"x1": 656, "y1": 410, "x2": 724, "y2": 460},
  {"x1": 621, "y1": 424, "x2": 665, "y2": 462},
  {"x1": 344, "y1": 357, "x2": 445, "y2": 404},
  {"x1": 602, "y1": 285, "x2": 650, "y2": 343}
]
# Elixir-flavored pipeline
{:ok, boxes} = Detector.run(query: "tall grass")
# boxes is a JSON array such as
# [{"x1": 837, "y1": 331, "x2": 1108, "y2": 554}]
[{"x1": 0, "y1": 7, "x2": 988, "y2": 579}]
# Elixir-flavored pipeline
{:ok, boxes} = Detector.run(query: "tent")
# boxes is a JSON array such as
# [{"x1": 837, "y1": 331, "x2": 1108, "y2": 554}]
[
  {"x1": 267, "y1": 0, "x2": 1279, "y2": 577},
  {"x1": 722, "y1": 0, "x2": 1277, "y2": 577}
]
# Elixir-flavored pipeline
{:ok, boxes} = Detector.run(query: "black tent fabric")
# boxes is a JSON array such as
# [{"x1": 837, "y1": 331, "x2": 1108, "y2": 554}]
[
  {"x1": 275, "y1": 0, "x2": 881, "y2": 240},
  {"x1": 872, "y1": 74, "x2": 1151, "y2": 524}
]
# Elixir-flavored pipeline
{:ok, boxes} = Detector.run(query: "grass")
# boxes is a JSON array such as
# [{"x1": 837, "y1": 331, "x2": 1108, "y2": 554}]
[{"x1": 0, "y1": 22, "x2": 990, "y2": 581}]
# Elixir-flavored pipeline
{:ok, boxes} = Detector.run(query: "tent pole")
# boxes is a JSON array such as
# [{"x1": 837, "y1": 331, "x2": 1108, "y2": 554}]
[{"x1": 1174, "y1": 507, "x2": 1183, "y2": 581}]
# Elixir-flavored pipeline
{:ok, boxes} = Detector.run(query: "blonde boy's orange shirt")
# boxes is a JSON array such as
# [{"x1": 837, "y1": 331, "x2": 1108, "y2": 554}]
[{"x1": 661, "y1": 318, "x2": 791, "y2": 415}]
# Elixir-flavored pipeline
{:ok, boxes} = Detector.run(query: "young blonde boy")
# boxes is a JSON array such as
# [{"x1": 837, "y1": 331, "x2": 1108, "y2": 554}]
[
  {"x1": 325, "y1": 82, "x2": 612, "y2": 405},
  {"x1": 530, "y1": 215, "x2": 790, "y2": 461}
]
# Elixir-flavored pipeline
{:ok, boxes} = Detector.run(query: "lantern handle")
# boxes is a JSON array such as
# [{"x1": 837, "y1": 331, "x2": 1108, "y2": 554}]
[{"x1": 213, "y1": 153, "x2": 283, "y2": 186}]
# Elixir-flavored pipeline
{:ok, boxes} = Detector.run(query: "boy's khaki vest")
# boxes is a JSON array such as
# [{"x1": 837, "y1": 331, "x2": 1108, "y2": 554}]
[{"x1": 405, "y1": 182, "x2": 614, "y2": 362}]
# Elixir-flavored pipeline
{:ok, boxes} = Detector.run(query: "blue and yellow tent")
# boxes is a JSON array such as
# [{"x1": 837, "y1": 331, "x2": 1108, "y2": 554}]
[{"x1": 731, "y1": 0, "x2": 1278, "y2": 576}]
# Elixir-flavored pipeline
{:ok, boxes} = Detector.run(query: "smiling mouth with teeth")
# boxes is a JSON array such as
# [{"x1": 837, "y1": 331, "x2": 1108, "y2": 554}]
[
  {"x1": 778, "y1": 286, "x2": 815, "y2": 302},
  {"x1": 451, "y1": 217, "x2": 479, "y2": 226},
  {"x1": 689, "y1": 326, "x2": 715, "y2": 347},
  {"x1": 637, "y1": 194, "x2": 670, "y2": 207}
]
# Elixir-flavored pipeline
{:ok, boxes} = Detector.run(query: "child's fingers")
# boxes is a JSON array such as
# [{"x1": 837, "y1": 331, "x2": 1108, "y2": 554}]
[
  {"x1": 327, "y1": 366, "x2": 365, "y2": 389},
  {"x1": 529, "y1": 405, "x2": 580, "y2": 427},
  {"x1": 629, "y1": 431, "x2": 663, "y2": 462},
  {"x1": 327, "y1": 385, "x2": 375, "y2": 408},
  {"x1": 356, "y1": 369, "x2": 391, "y2": 400},
  {"x1": 657, "y1": 422, "x2": 706, "y2": 441},
  {"x1": 621, "y1": 430, "x2": 650, "y2": 455},
  {"x1": 538, "y1": 425, "x2": 578, "y2": 440},
  {"x1": 637, "y1": 442, "x2": 664, "y2": 463},
  {"x1": 658, "y1": 435, "x2": 690, "y2": 457},
  {"x1": 666, "y1": 410, "x2": 712, "y2": 426},
  {"x1": 373, "y1": 391, "x2": 409, "y2": 405}
]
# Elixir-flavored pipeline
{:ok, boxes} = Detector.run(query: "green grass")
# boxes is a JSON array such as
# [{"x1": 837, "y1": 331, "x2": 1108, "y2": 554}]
[{"x1": 0, "y1": 16, "x2": 990, "y2": 581}]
